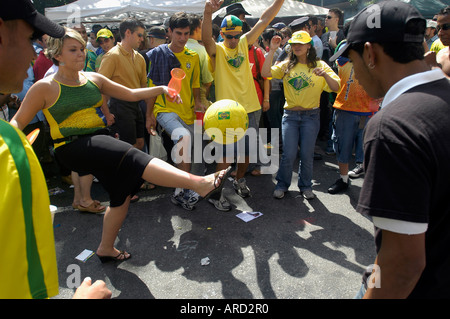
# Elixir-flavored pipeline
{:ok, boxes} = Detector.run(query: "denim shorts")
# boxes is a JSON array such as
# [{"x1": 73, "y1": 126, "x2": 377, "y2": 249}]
[
  {"x1": 156, "y1": 112, "x2": 194, "y2": 143},
  {"x1": 332, "y1": 109, "x2": 368, "y2": 164},
  {"x1": 220, "y1": 109, "x2": 262, "y2": 159}
]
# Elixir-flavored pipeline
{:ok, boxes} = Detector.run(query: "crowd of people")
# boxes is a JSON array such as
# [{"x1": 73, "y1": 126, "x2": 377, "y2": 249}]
[{"x1": 1, "y1": 0, "x2": 450, "y2": 299}]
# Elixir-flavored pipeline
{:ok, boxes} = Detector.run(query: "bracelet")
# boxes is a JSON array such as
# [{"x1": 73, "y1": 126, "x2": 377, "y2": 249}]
[{"x1": 264, "y1": 99, "x2": 269, "y2": 102}]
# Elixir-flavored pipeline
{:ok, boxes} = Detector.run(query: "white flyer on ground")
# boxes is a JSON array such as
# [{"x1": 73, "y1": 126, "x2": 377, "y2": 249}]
[{"x1": 236, "y1": 211, "x2": 263, "y2": 222}]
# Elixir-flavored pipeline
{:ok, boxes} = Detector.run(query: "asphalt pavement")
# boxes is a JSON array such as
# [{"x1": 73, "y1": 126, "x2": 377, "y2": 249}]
[{"x1": 45, "y1": 139, "x2": 376, "y2": 301}]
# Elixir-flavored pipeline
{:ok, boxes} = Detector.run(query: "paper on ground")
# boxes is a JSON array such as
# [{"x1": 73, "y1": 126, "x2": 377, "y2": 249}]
[
  {"x1": 75, "y1": 249, "x2": 94, "y2": 262},
  {"x1": 236, "y1": 211, "x2": 263, "y2": 222}
]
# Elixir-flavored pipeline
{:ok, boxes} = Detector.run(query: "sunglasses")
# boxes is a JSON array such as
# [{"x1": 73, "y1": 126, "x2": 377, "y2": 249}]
[
  {"x1": 437, "y1": 23, "x2": 450, "y2": 32},
  {"x1": 326, "y1": 15, "x2": 334, "y2": 19},
  {"x1": 224, "y1": 34, "x2": 241, "y2": 40}
]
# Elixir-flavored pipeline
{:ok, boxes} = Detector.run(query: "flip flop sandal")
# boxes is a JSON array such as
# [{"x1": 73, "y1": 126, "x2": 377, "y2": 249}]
[
  {"x1": 140, "y1": 182, "x2": 156, "y2": 190},
  {"x1": 97, "y1": 251, "x2": 131, "y2": 263},
  {"x1": 72, "y1": 200, "x2": 102, "y2": 211},
  {"x1": 201, "y1": 166, "x2": 232, "y2": 201},
  {"x1": 78, "y1": 201, "x2": 106, "y2": 213}
]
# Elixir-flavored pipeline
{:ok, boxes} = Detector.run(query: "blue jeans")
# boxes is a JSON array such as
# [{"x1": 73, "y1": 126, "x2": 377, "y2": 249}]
[
  {"x1": 332, "y1": 109, "x2": 369, "y2": 164},
  {"x1": 275, "y1": 108, "x2": 320, "y2": 192}
]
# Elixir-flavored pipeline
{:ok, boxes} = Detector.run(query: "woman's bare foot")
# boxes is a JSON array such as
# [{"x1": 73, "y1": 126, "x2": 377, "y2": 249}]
[
  {"x1": 195, "y1": 166, "x2": 232, "y2": 199},
  {"x1": 96, "y1": 247, "x2": 131, "y2": 261}
]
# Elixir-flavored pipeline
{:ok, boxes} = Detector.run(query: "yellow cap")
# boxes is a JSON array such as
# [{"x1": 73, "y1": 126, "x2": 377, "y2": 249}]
[
  {"x1": 96, "y1": 28, "x2": 113, "y2": 40},
  {"x1": 288, "y1": 31, "x2": 313, "y2": 45}
]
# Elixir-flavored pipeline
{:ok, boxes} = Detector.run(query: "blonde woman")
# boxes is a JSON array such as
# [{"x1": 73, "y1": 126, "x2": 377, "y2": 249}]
[
  {"x1": 262, "y1": 31, "x2": 340, "y2": 200},
  {"x1": 11, "y1": 28, "x2": 230, "y2": 262}
]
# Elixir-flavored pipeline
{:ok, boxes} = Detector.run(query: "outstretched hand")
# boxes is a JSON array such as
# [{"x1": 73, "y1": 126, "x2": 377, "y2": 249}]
[
  {"x1": 270, "y1": 35, "x2": 282, "y2": 51},
  {"x1": 313, "y1": 68, "x2": 327, "y2": 77},
  {"x1": 73, "y1": 277, "x2": 112, "y2": 299},
  {"x1": 162, "y1": 86, "x2": 182, "y2": 104},
  {"x1": 205, "y1": 0, "x2": 224, "y2": 12}
]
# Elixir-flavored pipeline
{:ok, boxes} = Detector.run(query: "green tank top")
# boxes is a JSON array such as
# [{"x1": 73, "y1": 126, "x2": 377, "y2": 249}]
[{"x1": 43, "y1": 75, "x2": 106, "y2": 148}]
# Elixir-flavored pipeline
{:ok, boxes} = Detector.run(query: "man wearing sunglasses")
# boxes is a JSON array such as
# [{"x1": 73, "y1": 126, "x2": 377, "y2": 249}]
[
  {"x1": 202, "y1": 0, "x2": 284, "y2": 204},
  {"x1": 436, "y1": 6, "x2": 450, "y2": 76},
  {"x1": 322, "y1": 8, "x2": 345, "y2": 67}
]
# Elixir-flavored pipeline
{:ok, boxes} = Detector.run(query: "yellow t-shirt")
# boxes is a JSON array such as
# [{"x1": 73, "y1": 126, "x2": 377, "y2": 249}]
[
  {"x1": 430, "y1": 38, "x2": 447, "y2": 54},
  {"x1": 271, "y1": 60, "x2": 340, "y2": 109},
  {"x1": 0, "y1": 120, "x2": 59, "y2": 299},
  {"x1": 213, "y1": 36, "x2": 260, "y2": 113},
  {"x1": 98, "y1": 42, "x2": 147, "y2": 89},
  {"x1": 152, "y1": 47, "x2": 200, "y2": 125}
]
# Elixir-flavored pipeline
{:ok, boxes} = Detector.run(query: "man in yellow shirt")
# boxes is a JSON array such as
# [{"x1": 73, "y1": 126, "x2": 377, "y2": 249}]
[
  {"x1": 202, "y1": 0, "x2": 285, "y2": 206},
  {"x1": 436, "y1": 6, "x2": 450, "y2": 77},
  {"x1": 146, "y1": 12, "x2": 204, "y2": 210},
  {"x1": 186, "y1": 14, "x2": 214, "y2": 107},
  {"x1": 0, "y1": 0, "x2": 110, "y2": 299}
]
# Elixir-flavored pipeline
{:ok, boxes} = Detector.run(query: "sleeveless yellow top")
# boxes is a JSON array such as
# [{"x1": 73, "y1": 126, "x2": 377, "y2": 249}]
[{"x1": 43, "y1": 75, "x2": 106, "y2": 148}]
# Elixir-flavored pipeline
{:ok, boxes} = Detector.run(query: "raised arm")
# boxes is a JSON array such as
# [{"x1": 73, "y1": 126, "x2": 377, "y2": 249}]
[
  {"x1": 202, "y1": 0, "x2": 223, "y2": 67},
  {"x1": 261, "y1": 36, "x2": 282, "y2": 78},
  {"x1": 245, "y1": 0, "x2": 285, "y2": 46}
]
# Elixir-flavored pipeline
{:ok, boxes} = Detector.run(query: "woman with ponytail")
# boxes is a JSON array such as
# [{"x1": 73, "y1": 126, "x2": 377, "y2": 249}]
[{"x1": 262, "y1": 31, "x2": 340, "y2": 200}]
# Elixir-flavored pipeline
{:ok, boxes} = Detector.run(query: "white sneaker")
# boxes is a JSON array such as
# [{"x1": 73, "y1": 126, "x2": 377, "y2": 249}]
[
  {"x1": 273, "y1": 189, "x2": 285, "y2": 199},
  {"x1": 301, "y1": 189, "x2": 316, "y2": 200},
  {"x1": 349, "y1": 163, "x2": 364, "y2": 179}
]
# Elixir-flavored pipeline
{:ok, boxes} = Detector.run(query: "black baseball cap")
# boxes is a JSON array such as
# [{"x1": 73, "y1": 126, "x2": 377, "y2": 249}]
[
  {"x1": 225, "y1": 3, "x2": 251, "y2": 17},
  {"x1": 147, "y1": 26, "x2": 166, "y2": 39},
  {"x1": 0, "y1": 0, "x2": 65, "y2": 38},
  {"x1": 330, "y1": 1, "x2": 425, "y2": 61}
]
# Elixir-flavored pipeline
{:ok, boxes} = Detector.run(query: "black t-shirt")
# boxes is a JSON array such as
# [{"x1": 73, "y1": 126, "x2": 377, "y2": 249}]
[
  {"x1": 321, "y1": 29, "x2": 345, "y2": 67},
  {"x1": 357, "y1": 77, "x2": 450, "y2": 298}
]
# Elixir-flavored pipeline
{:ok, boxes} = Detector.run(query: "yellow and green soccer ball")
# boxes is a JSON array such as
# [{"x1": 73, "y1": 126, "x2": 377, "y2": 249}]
[{"x1": 203, "y1": 99, "x2": 249, "y2": 145}]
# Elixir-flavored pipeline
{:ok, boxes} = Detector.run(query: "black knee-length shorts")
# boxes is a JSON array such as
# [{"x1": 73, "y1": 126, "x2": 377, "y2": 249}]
[{"x1": 56, "y1": 134, "x2": 154, "y2": 207}]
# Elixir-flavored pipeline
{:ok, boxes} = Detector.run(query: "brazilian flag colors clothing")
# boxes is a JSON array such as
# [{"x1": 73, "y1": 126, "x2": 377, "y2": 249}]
[
  {"x1": 271, "y1": 60, "x2": 340, "y2": 110},
  {"x1": 43, "y1": 75, "x2": 106, "y2": 149},
  {"x1": 213, "y1": 36, "x2": 260, "y2": 114},
  {"x1": 0, "y1": 120, "x2": 59, "y2": 299},
  {"x1": 152, "y1": 47, "x2": 201, "y2": 125}
]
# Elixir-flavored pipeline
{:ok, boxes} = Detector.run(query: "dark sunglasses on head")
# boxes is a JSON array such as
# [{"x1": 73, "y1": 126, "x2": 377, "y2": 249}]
[
  {"x1": 224, "y1": 34, "x2": 241, "y2": 40},
  {"x1": 437, "y1": 23, "x2": 450, "y2": 32}
]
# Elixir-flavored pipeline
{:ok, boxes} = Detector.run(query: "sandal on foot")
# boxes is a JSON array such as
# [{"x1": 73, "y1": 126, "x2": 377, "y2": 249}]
[
  {"x1": 140, "y1": 182, "x2": 156, "y2": 190},
  {"x1": 97, "y1": 251, "x2": 131, "y2": 263},
  {"x1": 78, "y1": 201, "x2": 106, "y2": 213},
  {"x1": 130, "y1": 194, "x2": 139, "y2": 203},
  {"x1": 201, "y1": 166, "x2": 232, "y2": 201}
]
